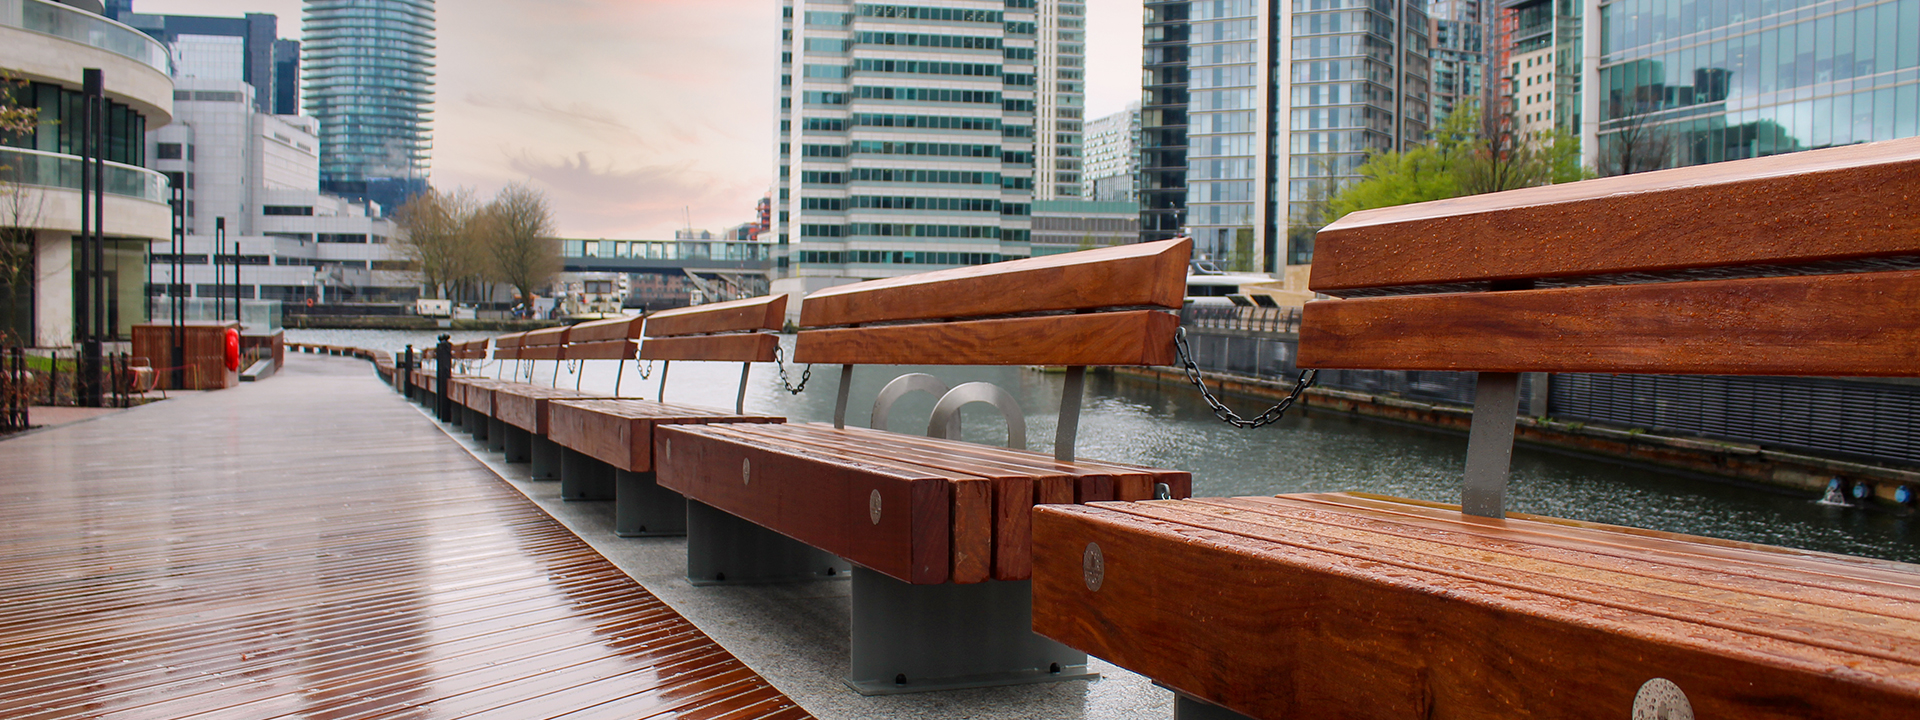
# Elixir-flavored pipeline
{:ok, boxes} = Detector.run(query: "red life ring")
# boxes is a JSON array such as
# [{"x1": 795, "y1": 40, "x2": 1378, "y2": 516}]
[
  {"x1": 224, "y1": 328, "x2": 241, "y2": 372},
  {"x1": 305, "y1": 297, "x2": 315, "y2": 308}
]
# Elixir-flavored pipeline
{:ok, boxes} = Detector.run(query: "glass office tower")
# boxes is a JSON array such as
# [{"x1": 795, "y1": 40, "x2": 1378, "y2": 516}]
[
  {"x1": 1590, "y1": 0, "x2": 1920, "y2": 173},
  {"x1": 771, "y1": 0, "x2": 1084, "y2": 290},
  {"x1": 303, "y1": 0, "x2": 435, "y2": 209}
]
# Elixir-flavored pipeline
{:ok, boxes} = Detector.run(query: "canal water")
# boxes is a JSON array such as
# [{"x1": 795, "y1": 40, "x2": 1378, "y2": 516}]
[{"x1": 289, "y1": 328, "x2": 1920, "y2": 564}]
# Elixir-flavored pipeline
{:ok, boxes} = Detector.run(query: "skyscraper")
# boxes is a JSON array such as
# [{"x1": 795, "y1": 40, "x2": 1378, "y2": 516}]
[
  {"x1": 115, "y1": 7, "x2": 287, "y2": 116},
  {"x1": 303, "y1": 0, "x2": 435, "y2": 212},
  {"x1": 1584, "y1": 0, "x2": 1919, "y2": 174},
  {"x1": 1147, "y1": 0, "x2": 1431, "y2": 270},
  {"x1": 1081, "y1": 103, "x2": 1141, "y2": 202},
  {"x1": 1429, "y1": 0, "x2": 1487, "y2": 126},
  {"x1": 770, "y1": 0, "x2": 1083, "y2": 297}
]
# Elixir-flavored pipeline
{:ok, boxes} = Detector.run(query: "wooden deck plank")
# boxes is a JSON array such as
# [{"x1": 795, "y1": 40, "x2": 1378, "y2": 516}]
[{"x1": 0, "y1": 355, "x2": 811, "y2": 720}]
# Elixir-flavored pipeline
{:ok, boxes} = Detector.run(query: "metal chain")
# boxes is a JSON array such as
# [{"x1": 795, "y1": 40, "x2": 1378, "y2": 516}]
[
  {"x1": 1174, "y1": 327, "x2": 1318, "y2": 429},
  {"x1": 772, "y1": 344, "x2": 813, "y2": 394},
  {"x1": 633, "y1": 359, "x2": 653, "y2": 380}
]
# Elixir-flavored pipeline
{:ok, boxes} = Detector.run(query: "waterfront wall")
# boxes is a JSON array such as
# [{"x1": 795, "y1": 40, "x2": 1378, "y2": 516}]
[{"x1": 1173, "y1": 305, "x2": 1920, "y2": 496}]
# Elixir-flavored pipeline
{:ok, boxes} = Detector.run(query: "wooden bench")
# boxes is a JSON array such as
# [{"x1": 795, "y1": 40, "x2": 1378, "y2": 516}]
[
  {"x1": 545, "y1": 298, "x2": 786, "y2": 536},
  {"x1": 1031, "y1": 138, "x2": 1920, "y2": 719},
  {"x1": 480, "y1": 327, "x2": 608, "y2": 480},
  {"x1": 654, "y1": 239, "x2": 1195, "y2": 694}
]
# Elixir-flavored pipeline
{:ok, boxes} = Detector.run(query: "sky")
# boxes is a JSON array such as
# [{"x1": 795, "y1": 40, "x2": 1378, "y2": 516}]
[{"x1": 134, "y1": 0, "x2": 1143, "y2": 239}]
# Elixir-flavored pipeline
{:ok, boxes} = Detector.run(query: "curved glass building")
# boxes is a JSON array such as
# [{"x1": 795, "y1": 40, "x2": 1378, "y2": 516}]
[{"x1": 302, "y1": 0, "x2": 434, "y2": 211}]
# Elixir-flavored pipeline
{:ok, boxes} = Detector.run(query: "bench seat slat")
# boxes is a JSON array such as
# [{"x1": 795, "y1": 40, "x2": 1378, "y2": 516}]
[
  {"x1": 798, "y1": 239, "x2": 1189, "y2": 328},
  {"x1": 1310, "y1": 137, "x2": 1920, "y2": 297},
  {"x1": 566, "y1": 339, "x2": 638, "y2": 361},
  {"x1": 1300, "y1": 269, "x2": 1920, "y2": 376},
  {"x1": 1032, "y1": 494, "x2": 1920, "y2": 720},
  {"x1": 656, "y1": 424, "x2": 951, "y2": 584},
  {"x1": 547, "y1": 399, "x2": 782, "y2": 473},
  {"x1": 639, "y1": 334, "x2": 779, "y2": 362},
  {"x1": 795, "y1": 310, "x2": 1179, "y2": 367},
  {"x1": 644, "y1": 295, "x2": 786, "y2": 338}
]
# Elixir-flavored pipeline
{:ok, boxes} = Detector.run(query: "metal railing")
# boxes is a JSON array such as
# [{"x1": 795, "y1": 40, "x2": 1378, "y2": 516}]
[
  {"x1": 0, "y1": 147, "x2": 170, "y2": 204},
  {"x1": 0, "y1": 0, "x2": 172, "y2": 75},
  {"x1": 1, "y1": 346, "x2": 26, "y2": 431}
]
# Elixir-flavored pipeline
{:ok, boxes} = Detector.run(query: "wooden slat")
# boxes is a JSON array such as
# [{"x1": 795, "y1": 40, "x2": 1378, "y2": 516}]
[
  {"x1": 518, "y1": 345, "x2": 565, "y2": 361},
  {"x1": 795, "y1": 310, "x2": 1179, "y2": 366},
  {"x1": 1299, "y1": 270, "x2": 1920, "y2": 376},
  {"x1": 494, "y1": 386, "x2": 605, "y2": 434},
  {"x1": 644, "y1": 295, "x2": 788, "y2": 338},
  {"x1": 565, "y1": 338, "x2": 637, "y2": 361},
  {"x1": 568, "y1": 315, "x2": 646, "y2": 343},
  {"x1": 1311, "y1": 136, "x2": 1920, "y2": 296},
  {"x1": 547, "y1": 399, "x2": 782, "y2": 473},
  {"x1": 655, "y1": 424, "x2": 951, "y2": 584},
  {"x1": 524, "y1": 326, "x2": 570, "y2": 348},
  {"x1": 640, "y1": 333, "x2": 780, "y2": 362},
  {"x1": 1031, "y1": 494, "x2": 1920, "y2": 720},
  {"x1": 798, "y1": 238, "x2": 1191, "y2": 328},
  {"x1": 0, "y1": 353, "x2": 813, "y2": 720}
]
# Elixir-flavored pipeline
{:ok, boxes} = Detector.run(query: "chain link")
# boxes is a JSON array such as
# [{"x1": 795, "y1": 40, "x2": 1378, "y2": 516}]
[
  {"x1": 632, "y1": 359, "x2": 653, "y2": 380},
  {"x1": 1174, "y1": 327, "x2": 1317, "y2": 429},
  {"x1": 772, "y1": 345, "x2": 813, "y2": 394}
]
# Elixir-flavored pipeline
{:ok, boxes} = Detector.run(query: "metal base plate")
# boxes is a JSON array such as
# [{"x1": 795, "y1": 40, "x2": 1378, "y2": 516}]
[{"x1": 1172, "y1": 692, "x2": 1260, "y2": 720}]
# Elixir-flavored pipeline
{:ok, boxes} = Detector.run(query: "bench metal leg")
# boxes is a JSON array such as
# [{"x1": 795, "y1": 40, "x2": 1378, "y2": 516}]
[
  {"x1": 685, "y1": 500, "x2": 848, "y2": 585},
  {"x1": 1172, "y1": 692, "x2": 1259, "y2": 720},
  {"x1": 530, "y1": 435, "x2": 561, "y2": 480},
  {"x1": 486, "y1": 417, "x2": 507, "y2": 452},
  {"x1": 467, "y1": 408, "x2": 488, "y2": 441},
  {"x1": 615, "y1": 470, "x2": 685, "y2": 537},
  {"x1": 846, "y1": 567, "x2": 1094, "y2": 695},
  {"x1": 560, "y1": 448, "x2": 615, "y2": 501}
]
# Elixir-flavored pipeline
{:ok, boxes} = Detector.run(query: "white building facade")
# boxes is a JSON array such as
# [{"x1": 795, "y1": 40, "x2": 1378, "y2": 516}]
[{"x1": 770, "y1": 0, "x2": 1083, "y2": 299}]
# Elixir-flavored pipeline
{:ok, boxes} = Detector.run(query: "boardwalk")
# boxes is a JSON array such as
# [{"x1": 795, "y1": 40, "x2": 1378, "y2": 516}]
[{"x1": 0, "y1": 355, "x2": 811, "y2": 720}]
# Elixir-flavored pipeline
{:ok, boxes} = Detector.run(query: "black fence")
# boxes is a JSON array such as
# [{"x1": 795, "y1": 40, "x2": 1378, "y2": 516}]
[
  {"x1": 1178, "y1": 307, "x2": 1918, "y2": 468},
  {"x1": 2, "y1": 347, "x2": 26, "y2": 432}
]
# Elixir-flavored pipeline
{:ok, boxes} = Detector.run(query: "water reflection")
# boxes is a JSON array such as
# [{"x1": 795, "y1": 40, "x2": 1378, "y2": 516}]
[{"x1": 288, "y1": 329, "x2": 1919, "y2": 564}]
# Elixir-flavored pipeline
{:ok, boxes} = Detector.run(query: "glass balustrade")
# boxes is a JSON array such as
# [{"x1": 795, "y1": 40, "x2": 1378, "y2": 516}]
[
  {"x1": 0, "y1": 0, "x2": 172, "y2": 75},
  {"x1": 0, "y1": 146, "x2": 171, "y2": 204}
]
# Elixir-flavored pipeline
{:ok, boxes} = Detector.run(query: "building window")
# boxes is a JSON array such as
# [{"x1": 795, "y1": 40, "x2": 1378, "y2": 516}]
[
  {"x1": 157, "y1": 143, "x2": 183, "y2": 160},
  {"x1": 263, "y1": 206, "x2": 314, "y2": 216}
]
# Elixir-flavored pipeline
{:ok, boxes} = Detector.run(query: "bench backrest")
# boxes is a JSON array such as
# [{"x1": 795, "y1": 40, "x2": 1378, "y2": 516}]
[
  {"x1": 793, "y1": 238, "x2": 1190, "y2": 366},
  {"x1": 452, "y1": 340, "x2": 487, "y2": 361},
  {"x1": 639, "y1": 294, "x2": 786, "y2": 362},
  {"x1": 565, "y1": 316, "x2": 646, "y2": 360},
  {"x1": 1301, "y1": 137, "x2": 1920, "y2": 379},
  {"x1": 520, "y1": 326, "x2": 569, "y2": 361},
  {"x1": 493, "y1": 332, "x2": 524, "y2": 361}
]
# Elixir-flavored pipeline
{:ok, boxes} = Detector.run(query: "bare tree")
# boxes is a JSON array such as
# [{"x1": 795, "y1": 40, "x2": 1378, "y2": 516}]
[
  {"x1": 478, "y1": 182, "x2": 559, "y2": 309},
  {"x1": 392, "y1": 188, "x2": 483, "y2": 300}
]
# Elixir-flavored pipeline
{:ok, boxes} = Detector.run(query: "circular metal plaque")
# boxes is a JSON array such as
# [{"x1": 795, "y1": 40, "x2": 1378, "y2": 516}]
[
  {"x1": 869, "y1": 489, "x2": 882, "y2": 525},
  {"x1": 741, "y1": 458, "x2": 751, "y2": 485},
  {"x1": 1083, "y1": 542, "x2": 1105, "y2": 592},
  {"x1": 1632, "y1": 679, "x2": 1692, "y2": 720}
]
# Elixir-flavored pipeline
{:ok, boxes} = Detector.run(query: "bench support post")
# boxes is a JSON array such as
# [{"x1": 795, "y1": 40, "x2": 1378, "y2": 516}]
[
  {"x1": 1463, "y1": 371, "x2": 1521, "y2": 518},
  {"x1": 559, "y1": 448, "x2": 615, "y2": 500},
  {"x1": 486, "y1": 416, "x2": 508, "y2": 452},
  {"x1": 657, "y1": 360, "x2": 669, "y2": 401},
  {"x1": 685, "y1": 500, "x2": 849, "y2": 585},
  {"x1": 529, "y1": 434, "x2": 562, "y2": 480},
  {"x1": 736, "y1": 362, "x2": 751, "y2": 414},
  {"x1": 846, "y1": 567, "x2": 1095, "y2": 695},
  {"x1": 465, "y1": 405, "x2": 486, "y2": 440},
  {"x1": 501, "y1": 424, "x2": 532, "y2": 463},
  {"x1": 1055, "y1": 366, "x2": 1085, "y2": 463},
  {"x1": 833, "y1": 364, "x2": 853, "y2": 429},
  {"x1": 615, "y1": 470, "x2": 686, "y2": 537}
]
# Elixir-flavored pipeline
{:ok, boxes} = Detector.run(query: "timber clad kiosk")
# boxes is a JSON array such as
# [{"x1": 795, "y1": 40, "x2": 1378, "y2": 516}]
[
  {"x1": 1030, "y1": 137, "x2": 1920, "y2": 720},
  {"x1": 653, "y1": 239, "x2": 1193, "y2": 695}
]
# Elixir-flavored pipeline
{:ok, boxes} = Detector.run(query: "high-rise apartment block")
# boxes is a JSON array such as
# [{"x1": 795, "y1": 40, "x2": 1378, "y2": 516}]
[
  {"x1": 115, "y1": 6, "x2": 292, "y2": 115},
  {"x1": 770, "y1": 0, "x2": 1083, "y2": 296},
  {"x1": 303, "y1": 0, "x2": 435, "y2": 213},
  {"x1": 1429, "y1": 0, "x2": 1487, "y2": 125},
  {"x1": 1141, "y1": 0, "x2": 1432, "y2": 270},
  {"x1": 1082, "y1": 103, "x2": 1140, "y2": 202},
  {"x1": 1499, "y1": 0, "x2": 1580, "y2": 141},
  {"x1": 1585, "y1": 0, "x2": 1919, "y2": 174}
]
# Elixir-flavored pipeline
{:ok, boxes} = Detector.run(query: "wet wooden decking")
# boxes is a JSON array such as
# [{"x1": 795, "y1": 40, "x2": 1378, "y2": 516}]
[{"x1": 0, "y1": 355, "x2": 812, "y2": 720}]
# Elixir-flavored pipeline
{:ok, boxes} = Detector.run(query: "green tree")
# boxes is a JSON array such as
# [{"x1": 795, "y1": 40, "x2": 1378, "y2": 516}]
[{"x1": 1326, "y1": 104, "x2": 1592, "y2": 223}]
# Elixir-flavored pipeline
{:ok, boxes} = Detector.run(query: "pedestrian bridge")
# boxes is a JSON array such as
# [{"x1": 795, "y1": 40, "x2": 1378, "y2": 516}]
[{"x1": 560, "y1": 238, "x2": 774, "y2": 276}]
